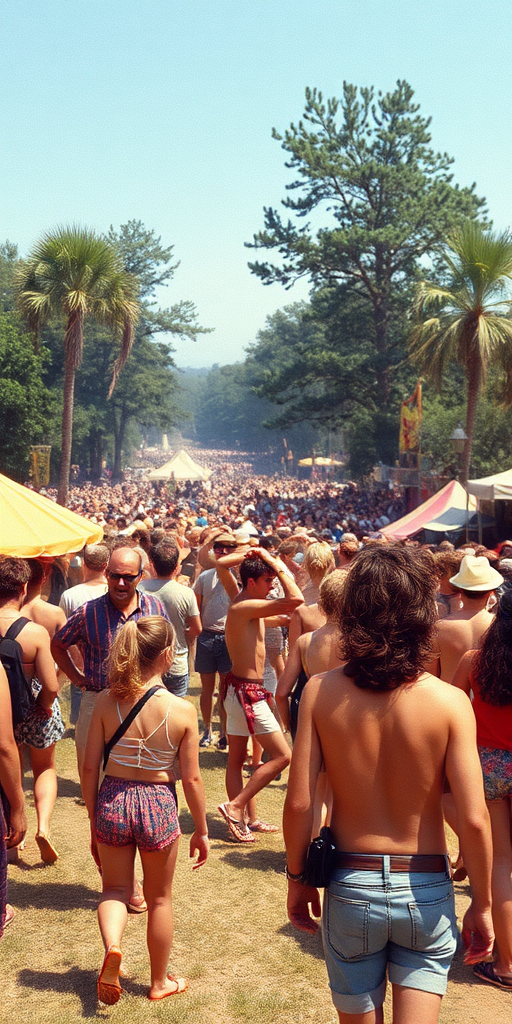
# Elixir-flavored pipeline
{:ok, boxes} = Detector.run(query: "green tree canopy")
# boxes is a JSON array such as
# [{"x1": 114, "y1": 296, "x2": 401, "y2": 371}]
[
  {"x1": 107, "y1": 220, "x2": 210, "y2": 343},
  {"x1": 248, "y1": 80, "x2": 486, "y2": 406},
  {"x1": 15, "y1": 225, "x2": 139, "y2": 503},
  {"x1": 408, "y1": 221, "x2": 512, "y2": 481},
  {"x1": 0, "y1": 311, "x2": 54, "y2": 480}
]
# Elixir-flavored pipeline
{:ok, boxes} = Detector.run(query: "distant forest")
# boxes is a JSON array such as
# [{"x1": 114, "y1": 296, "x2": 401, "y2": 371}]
[{"x1": 175, "y1": 364, "x2": 322, "y2": 458}]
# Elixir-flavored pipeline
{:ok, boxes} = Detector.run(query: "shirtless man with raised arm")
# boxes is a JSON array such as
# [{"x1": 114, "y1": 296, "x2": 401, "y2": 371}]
[
  {"x1": 215, "y1": 547, "x2": 303, "y2": 842},
  {"x1": 284, "y1": 546, "x2": 493, "y2": 1024}
]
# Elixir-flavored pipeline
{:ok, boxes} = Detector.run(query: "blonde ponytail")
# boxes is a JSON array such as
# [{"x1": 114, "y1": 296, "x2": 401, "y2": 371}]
[{"x1": 106, "y1": 616, "x2": 175, "y2": 700}]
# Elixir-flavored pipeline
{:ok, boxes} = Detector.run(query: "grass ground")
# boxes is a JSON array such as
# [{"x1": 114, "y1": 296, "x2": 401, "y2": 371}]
[{"x1": 3, "y1": 676, "x2": 511, "y2": 1023}]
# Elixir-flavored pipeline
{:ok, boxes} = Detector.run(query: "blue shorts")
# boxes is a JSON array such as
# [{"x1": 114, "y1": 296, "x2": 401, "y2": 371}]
[
  {"x1": 162, "y1": 671, "x2": 189, "y2": 698},
  {"x1": 322, "y1": 857, "x2": 458, "y2": 1015},
  {"x1": 194, "y1": 631, "x2": 232, "y2": 675}
]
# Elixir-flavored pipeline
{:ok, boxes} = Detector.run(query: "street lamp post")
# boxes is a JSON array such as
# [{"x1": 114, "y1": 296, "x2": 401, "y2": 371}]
[
  {"x1": 450, "y1": 424, "x2": 468, "y2": 480},
  {"x1": 450, "y1": 423, "x2": 469, "y2": 540}
]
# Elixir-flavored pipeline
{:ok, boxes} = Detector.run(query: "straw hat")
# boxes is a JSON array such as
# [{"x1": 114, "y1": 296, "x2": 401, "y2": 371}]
[
  {"x1": 449, "y1": 555, "x2": 503, "y2": 592},
  {"x1": 213, "y1": 531, "x2": 238, "y2": 546}
]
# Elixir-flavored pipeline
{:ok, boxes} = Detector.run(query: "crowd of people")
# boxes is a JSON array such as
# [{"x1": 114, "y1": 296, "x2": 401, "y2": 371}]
[
  {"x1": 2, "y1": 463, "x2": 512, "y2": 1019},
  {"x1": 36, "y1": 466, "x2": 405, "y2": 540}
]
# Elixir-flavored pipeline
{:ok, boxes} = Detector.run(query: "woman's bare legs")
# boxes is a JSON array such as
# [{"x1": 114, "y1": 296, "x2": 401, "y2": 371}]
[
  {"x1": 140, "y1": 839, "x2": 181, "y2": 997},
  {"x1": 29, "y1": 744, "x2": 58, "y2": 838},
  {"x1": 487, "y1": 797, "x2": 512, "y2": 976},
  {"x1": 97, "y1": 842, "x2": 134, "y2": 951}
]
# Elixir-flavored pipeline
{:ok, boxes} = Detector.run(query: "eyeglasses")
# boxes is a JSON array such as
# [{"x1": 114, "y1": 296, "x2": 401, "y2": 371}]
[{"x1": 107, "y1": 571, "x2": 141, "y2": 582}]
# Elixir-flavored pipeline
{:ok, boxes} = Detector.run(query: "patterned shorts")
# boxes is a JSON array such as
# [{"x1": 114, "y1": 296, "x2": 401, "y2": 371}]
[
  {"x1": 478, "y1": 746, "x2": 512, "y2": 801},
  {"x1": 14, "y1": 680, "x2": 65, "y2": 750},
  {"x1": 95, "y1": 776, "x2": 181, "y2": 852}
]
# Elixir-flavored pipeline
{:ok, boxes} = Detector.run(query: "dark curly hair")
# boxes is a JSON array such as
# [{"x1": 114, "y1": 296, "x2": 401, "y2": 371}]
[
  {"x1": 0, "y1": 556, "x2": 31, "y2": 599},
  {"x1": 472, "y1": 589, "x2": 512, "y2": 706},
  {"x1": 336, "y1": 546, "x2": 437, "y2": 691}
]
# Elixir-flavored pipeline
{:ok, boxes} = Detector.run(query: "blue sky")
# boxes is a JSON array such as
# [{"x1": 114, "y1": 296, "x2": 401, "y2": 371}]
[{"x1": 2, "y1": 0, "x2": 511, "y2": 368}]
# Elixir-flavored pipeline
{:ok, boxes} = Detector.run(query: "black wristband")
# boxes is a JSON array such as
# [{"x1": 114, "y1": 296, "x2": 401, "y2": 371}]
[{"x1": 285, "y1": 865, "x2": 306, "y2": 882}]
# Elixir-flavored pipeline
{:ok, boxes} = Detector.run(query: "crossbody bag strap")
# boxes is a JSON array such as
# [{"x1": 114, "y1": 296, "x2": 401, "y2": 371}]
[{"x1": 103, "y1": 684, "x2": 163, "y2": 771}]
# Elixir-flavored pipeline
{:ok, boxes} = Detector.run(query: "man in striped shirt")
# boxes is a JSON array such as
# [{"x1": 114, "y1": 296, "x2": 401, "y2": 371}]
[{"x1": 52, "y1": 546, "x2": 168, "y2": 785}]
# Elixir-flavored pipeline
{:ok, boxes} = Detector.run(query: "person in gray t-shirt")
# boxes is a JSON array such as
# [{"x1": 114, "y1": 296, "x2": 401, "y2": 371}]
[
  {"x1": 193, "y1": 533, "x2": 238, "y2": 747},
  {"x1": 140, "y1": 541, "x2": 201, "y2": 698}
]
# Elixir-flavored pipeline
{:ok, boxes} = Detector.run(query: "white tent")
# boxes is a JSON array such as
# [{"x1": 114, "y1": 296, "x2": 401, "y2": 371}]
[
  {"x1": 147, "y1": 449, "x2": 211, "y2": 482},
  {"x1": 467, "y1": 469, "x2": 512, "y2": 501}
]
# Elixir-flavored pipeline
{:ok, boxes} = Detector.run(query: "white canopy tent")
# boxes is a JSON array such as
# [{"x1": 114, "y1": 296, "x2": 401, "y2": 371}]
[
  {"x1": 147, "y1": 449, "x2": 211, "y2": 482},
  {"x1": 467, "y1": 469, "x2": 512, "y2": 501}
]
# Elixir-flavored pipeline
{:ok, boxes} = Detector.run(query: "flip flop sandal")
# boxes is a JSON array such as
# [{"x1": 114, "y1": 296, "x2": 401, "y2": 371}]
[
  {"x1": 248, "y1": 820, "x2": 280, "y2": 833},
  {"x1": 35, "y1": 833, "x2": 59, "y2": 864},
  {"x1": 218, "y1": 802, "x2": 255, "y2": 843},
  {"x1": 3, "y1": 904, "x2": 15, "y2": 930},
  {"x1": 97, "y1": 945, "x2": 123, "y2": 1005},
  {"x1": 148, "y1": 975, "x2": 189, "y2": 1000},
  {"x1": 473, "y1": 960, "x2": 512, "y2": 990},
  {"x1": 127, "y1": 891, "x2": 147, "y2": 913}
]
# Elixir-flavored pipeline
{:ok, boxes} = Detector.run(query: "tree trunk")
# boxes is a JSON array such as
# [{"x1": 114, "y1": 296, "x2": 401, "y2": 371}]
[
  {"x1": 462, "y1": 357, "x2": 481, "y2": 484},
  {"x1": 111, "y1": 405, "x2": 127, "y2": 483},
  {"x1": 57, "y1": 350, "x2": 76, "y2": 505}
]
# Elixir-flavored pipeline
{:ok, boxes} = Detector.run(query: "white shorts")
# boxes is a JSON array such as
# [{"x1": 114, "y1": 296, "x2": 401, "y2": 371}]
[{"x1": 224, "y1": 686, "x2": 280, "y2": 737}]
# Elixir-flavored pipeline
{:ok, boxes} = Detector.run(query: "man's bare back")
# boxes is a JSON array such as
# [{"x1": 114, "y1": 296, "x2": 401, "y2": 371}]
[
  {"x1": 23, "y1": 596, "x2": 66, "y2": 641},
  {"x1": 434, "y1": 603, "x2": 493, "y2": 682},
  {"x1": 305, "y1": 667, "x2": 464, "y2": 854}
]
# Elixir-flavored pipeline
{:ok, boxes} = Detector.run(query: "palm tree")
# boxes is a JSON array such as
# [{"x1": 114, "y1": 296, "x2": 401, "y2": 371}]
[
  {"x1": 408, "y1": 221, "x2": 512, "y2": 481},
  {"x1": 15, "y1": 226, "x2": 139, "y2": 504}
]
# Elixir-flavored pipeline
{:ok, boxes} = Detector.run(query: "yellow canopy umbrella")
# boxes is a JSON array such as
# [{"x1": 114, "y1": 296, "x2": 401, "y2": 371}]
[{"x1": 0, "y1": 472, "x2": 103, "y2": 557}]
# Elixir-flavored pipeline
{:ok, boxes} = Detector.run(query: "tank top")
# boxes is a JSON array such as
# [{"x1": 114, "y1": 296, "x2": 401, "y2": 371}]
[
  {"x1": 470, "y1": 671, "x2": 512, "y2": 751},
  {"x1": 107, "y1": 698, "x2": 179, "y2": 771}
]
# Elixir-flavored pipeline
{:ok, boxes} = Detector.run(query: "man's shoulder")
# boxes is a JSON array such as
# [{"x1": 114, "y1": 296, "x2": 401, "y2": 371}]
[
  {"x1": 139, "y1": 590, "x2": 168, "y2": 616},
  {"x1": 196, "y1": 568, "x2": 216, "y2": 584},
  {"x1": 60, "y1": 582, "x2": 107, "y2": 613}
]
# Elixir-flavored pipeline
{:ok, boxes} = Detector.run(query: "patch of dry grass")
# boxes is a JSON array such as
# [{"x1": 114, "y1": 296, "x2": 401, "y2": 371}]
[{"x1": 2, "y1": 677, "x2": 511, "y2": 1023}]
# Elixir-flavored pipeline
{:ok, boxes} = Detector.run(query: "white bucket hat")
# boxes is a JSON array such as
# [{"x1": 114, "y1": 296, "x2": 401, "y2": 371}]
[{"x1": 449, "y1": 555, "x2": 503, "y2": 592}]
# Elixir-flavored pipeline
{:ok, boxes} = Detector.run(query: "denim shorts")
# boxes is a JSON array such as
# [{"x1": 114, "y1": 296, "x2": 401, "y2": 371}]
[
  {"x1": 322, "y1": 857, "x2": 458, "y2": 1015},
  {"x1": 194, "y1": 630, "x2": 232, "y2": 675},
  {"x1": 162, "y1": 671, "x2": 189, "y2": 698}
]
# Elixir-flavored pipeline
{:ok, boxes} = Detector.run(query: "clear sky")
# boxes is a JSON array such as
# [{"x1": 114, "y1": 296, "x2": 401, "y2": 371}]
[{"x1": 2, "y1": 0, "x2": 511, "y2": 368}]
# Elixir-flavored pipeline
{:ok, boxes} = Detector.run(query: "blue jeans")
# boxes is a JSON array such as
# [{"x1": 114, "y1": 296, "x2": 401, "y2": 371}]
[{"x1": 322, "y1": 857, "x2": 458, "y2": 1015}]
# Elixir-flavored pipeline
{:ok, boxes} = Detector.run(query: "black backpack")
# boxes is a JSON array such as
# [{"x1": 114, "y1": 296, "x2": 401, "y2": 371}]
[{"x1": 0, "y1": 618, "x2": 34, "y2": 728}]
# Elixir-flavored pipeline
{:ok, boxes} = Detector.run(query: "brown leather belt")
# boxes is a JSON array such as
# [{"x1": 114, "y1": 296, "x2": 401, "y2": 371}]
[{"x1": 334, "y1": 853, "x2": 448, "y2": 873}]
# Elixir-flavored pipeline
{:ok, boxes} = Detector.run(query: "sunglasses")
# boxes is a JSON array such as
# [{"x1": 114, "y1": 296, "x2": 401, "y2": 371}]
[
  {"x1": 213, "y1": 543, "x2": 237, "y2": 551},
  {"x1": 107, "y1": 571, "x2": 141, "y2": 583}
]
